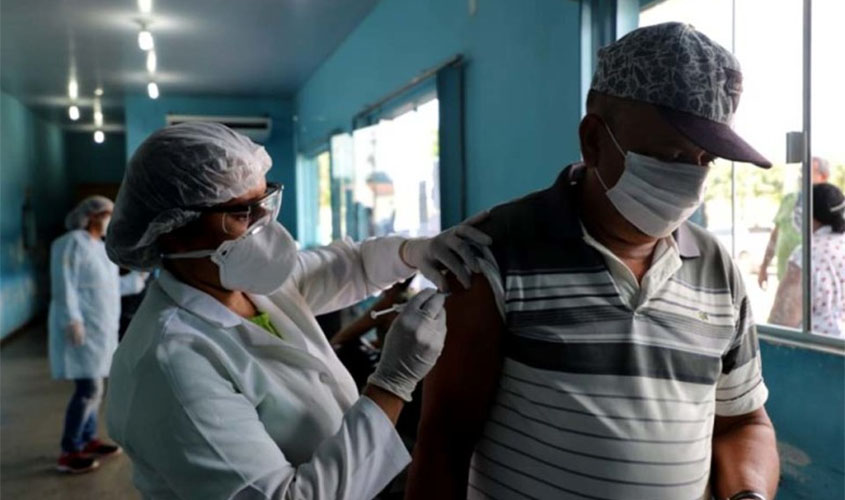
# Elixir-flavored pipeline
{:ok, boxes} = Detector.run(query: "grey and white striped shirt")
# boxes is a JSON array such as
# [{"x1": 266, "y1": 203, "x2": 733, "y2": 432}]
[{"x1": 468, "y1": 164, "x2": 768, "y2": 500}]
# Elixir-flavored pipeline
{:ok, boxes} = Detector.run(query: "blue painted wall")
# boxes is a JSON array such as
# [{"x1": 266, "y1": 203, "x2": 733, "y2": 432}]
[
  {"x1": 295, "y1": 0, "x2": 583, "y2": 220},
  {"x1": 759, "y1": 339, "x2": 845, "y2": 499},
  {"x1": 124, "y1": 94, "x2": 297, "y2": 235},
  {"x1": 0, "y1": 92, "x2": 69, "y2": 338}
]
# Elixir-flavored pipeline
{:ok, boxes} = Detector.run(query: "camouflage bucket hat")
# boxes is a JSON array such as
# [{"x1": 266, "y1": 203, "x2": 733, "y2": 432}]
[{"x1": 591, "y1": 22, "x2": 772, "y2": 168}]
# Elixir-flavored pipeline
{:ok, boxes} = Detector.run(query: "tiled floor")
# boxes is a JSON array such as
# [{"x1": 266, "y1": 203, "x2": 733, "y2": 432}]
[{"x1": 1, "y1": 323, "x2": 139, "y2": 499}]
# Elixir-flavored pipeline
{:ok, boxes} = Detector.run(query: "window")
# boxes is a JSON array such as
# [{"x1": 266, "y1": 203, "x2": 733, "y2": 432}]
[
  {"x1": 332, "y1": 98, "x2": 441, "y2": 242},
  {"x1": 640, "y1": 0, "x2": 845, "y2": 342},
  {"x1": 295, "y1": 150, "x2": 333, "y2": 248}
]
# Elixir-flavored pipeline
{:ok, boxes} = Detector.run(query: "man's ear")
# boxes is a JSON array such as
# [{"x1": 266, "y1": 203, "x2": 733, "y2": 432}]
[{"x1": 579, "y1": 113, "x2": 605, "y2": 169}]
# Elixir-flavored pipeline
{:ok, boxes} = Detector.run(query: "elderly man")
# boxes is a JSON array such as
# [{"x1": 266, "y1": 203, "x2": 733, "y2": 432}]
[{"x1": 407, "y1": 23, "x2": 779, "y2": 500}]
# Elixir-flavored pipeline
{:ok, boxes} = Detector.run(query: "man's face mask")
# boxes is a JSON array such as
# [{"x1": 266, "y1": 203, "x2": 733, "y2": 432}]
[{"x1": 594, "y1": 121, "x2": 710, "y2": 238}]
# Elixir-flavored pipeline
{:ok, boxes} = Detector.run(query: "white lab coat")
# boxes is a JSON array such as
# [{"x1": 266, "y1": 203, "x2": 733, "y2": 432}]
[
  {"x1": 48, "y1": 230, "x2": 147, "y2": 379},
  {"x1": 106, "y1": 236, "x2": 416, "y2": 500}
]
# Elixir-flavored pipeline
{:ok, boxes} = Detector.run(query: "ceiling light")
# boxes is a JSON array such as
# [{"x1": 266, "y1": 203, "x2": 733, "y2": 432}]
[
  {"x1": 147, "y1": 82, "x2": 159, "y2": 99},
  {"x1": 68, "y1": 105, "x2": 80, "y2": 121},
  {"x1": 138, "y1": 0, "x2": 152, "y2": 14},
  {"x1": 94, "y1": 88, "x2": 103, "y2": 96},
  {"x1": 146, "y1": 51, "x2": 157, "y2": 73},
  {"x1": 138, "y1": 30, "x2": 154, "y2": 51},
  {"x1": 94, "y1": 130, "x2": 105, "y2": 144},
  {"x1": 94, "y1": 111, "x2": 104, "y2": 127},
  {"x1": 68, "y1": 80, "x2": 78, "y2": 99}
]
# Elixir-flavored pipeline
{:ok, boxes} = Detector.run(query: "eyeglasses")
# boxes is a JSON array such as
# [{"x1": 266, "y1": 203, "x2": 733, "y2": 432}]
[{"x1": 195, "y1": 183, "x2": 283, "y2": 235}]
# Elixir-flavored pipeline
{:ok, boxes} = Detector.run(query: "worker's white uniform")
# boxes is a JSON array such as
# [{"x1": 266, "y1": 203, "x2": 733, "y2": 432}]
[
  {"x1": 106, "y1": 236, "x2": 415, "y2": 500},
  {"x1": 48, "y1": 229, "x2": 147, "y2": 379}
]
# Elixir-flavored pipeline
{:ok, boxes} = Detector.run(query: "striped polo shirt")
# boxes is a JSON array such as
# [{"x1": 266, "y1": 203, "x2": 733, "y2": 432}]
[{"x1": 468, "y1": 164, "x2": 768, "y2": 500}]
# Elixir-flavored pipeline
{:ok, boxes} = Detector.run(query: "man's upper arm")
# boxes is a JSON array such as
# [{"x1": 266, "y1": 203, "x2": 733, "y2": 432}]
[
  {"x1": 406, "y1": 272, "x2": 505, "y2": 498},
  {"x1": 423, "y1": 272, "x2": 504, "y2": 434},
  {"x1": 718, "y1": 266, "x2": 769, "y2": 417}
]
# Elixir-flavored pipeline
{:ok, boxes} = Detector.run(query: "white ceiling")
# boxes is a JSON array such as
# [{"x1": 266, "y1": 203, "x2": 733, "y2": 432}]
[{"x1": 1, "y1": 0, "x2": 380, "y2": 128}]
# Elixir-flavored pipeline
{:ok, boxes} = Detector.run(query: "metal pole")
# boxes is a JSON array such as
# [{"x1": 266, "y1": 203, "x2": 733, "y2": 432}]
[
  {"x1": 352, "y1": 54, "x2": 463, "y2": 124},
  {"x1": 802, "y1": 0, "x2": 813, "y2": 333}
]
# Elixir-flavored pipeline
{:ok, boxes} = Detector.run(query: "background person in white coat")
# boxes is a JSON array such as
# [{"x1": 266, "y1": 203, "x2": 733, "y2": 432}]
[
  {"x1": 104, "y1": 122, "x2": 490, "y2": 499},
  {"x1": 48, "y1": 195, "x2": 148, "y2": 474}
]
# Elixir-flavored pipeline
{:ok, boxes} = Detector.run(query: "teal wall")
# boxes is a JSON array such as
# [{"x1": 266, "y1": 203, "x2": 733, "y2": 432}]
[
  {"x1": 760, "y1": 340, "x2": 845, "y2": 499},
  {"x1": 64, "y1": 131, "x2": 127, "y2": 186},
  {"x1": 0, "y1": 92, "x2": 69, "y2": 338},
  {"x1": 124, "y1": 95, "x2": 297, "y2": 235},
  {"x1": 295, "y1": 0, "x2": 583, "y2": 220}
]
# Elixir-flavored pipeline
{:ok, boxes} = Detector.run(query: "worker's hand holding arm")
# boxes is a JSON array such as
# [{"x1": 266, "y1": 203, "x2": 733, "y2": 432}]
[
  {"x1": 406, "y1": 272, "x2": 505, "y2": 499},
  {"x1": 400, "y1": 211, "x2": 492, "y2": 291},
  {"x1": 292, "y1": 213, "x2": 491, "y2": 316}
]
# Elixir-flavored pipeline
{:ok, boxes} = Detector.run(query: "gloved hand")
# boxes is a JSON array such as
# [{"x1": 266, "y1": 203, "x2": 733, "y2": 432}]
[
  {"x1": 367, "y1": 289, "x2": 447, "y2": 402},
  {"x1": 66, "y1": 321, "x2": 85, "y2": 347},
  {"x1": 400, "y1": 211, "x2": 492, "y2": 291}
]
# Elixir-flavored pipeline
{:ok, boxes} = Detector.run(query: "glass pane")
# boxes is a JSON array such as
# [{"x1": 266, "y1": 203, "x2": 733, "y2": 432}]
[
  {"x1": 348, "y1": 98, "x2": 441, "y2": 290},
  {"x1": 350, "y1": 98, "x2": 441, "y2": 240},
  {"x1": 641, "y1": 0, "x2": 805, "y2": 331},
  {"x1": 808, "y1": 0, "x2": 845, "y2": 338},
  {"x1": 295, "y1": 154, "x2": 318, "y2": 247},
  {"x1": 330, "y1": 133, "x2": 354, "y2": 240},
  {"x1": 734, "y1": 0, "x2": 803, "y2": 331},
  {"x1": 639, "y1": 0, "x2": 733, "y2": 48},
  {"x1": 316, "y1": 151, "x2": 333, "y2": 245}
]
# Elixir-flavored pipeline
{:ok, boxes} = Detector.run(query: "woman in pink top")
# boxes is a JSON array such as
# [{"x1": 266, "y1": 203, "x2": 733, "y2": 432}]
[{"x1": 770, "y1": 183, "x2": 845, "y2": 337}]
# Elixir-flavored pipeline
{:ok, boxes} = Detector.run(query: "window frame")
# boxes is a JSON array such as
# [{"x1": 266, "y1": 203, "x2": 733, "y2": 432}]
[
  {"x1": 626, "y1": 0, "x2": 845, "y2": 352},
  {"x1": 295, "y1": 143, "x2": 332, "y2": 249}
]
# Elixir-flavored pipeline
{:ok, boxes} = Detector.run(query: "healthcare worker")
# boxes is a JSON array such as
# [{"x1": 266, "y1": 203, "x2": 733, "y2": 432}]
[
  {"x1": 49, "y1": 195, "x2": 148, "y2": 473},
  {"x1": 104, "y1": 122, "x2": 490, "y2": 499}
]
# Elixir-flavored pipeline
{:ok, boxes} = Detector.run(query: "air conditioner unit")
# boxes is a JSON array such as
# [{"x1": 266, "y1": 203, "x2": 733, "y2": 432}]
[{"x1": 165, "y1": 114, "x2": 273, "y2": 143}]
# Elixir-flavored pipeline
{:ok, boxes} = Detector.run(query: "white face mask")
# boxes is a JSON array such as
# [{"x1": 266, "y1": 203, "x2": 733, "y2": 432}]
[
  {"x1": 595, "y1": 123, "x2": 710, "y2": 238},
  {"x1": 164, "y1": 218, "x2": 297, "y2": 295}
]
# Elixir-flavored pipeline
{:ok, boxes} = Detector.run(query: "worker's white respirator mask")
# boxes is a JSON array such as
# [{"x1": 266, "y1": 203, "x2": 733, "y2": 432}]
[
  {"x1": 594, "y1": 121, "x2": 710, "y2": 238},
  {"x1": 163, "y1": 216, "x2": 297, "y2": 295}
]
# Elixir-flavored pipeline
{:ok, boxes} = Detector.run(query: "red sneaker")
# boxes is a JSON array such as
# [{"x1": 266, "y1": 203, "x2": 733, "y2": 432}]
[
  {"x1": 82, "y1": 439, "x2": 122, "y2": 459},
  {"x1": 57, "y1": 452, "x2": 99, "y2": 474}
]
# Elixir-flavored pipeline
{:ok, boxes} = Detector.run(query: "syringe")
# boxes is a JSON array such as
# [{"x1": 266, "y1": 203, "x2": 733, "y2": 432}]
[{"x1": 370, "y1": 304, "x2": 406, "y2": 320}]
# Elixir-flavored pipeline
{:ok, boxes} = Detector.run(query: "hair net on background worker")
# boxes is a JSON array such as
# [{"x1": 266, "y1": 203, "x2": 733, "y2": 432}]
[
  {"x1": 64, "y1": 195, "x2": 114, "y2": 230},
  {"x1": 105, "y1": 122, "x2": 272, "y2": 271}
]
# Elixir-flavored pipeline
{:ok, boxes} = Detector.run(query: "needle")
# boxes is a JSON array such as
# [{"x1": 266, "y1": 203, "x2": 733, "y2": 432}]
[{"x1": 370, "y1": 304, "x2": 406, "y2": 320}]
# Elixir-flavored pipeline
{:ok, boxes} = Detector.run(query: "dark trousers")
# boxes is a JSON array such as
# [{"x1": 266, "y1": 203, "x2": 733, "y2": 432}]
[{"x1": 60, "y1": 378, "x2": 103, "y2": 453}]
